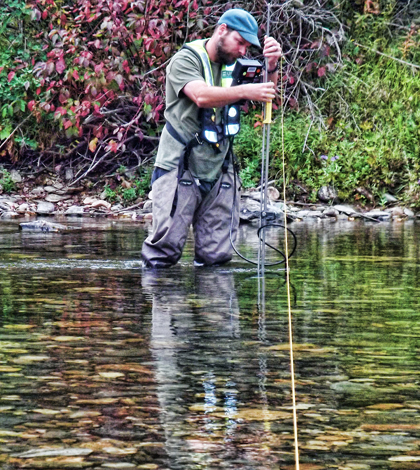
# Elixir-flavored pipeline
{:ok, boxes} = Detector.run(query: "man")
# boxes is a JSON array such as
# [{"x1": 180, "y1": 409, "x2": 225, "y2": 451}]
[{"x1": 142, "y1": 8, "x2": 282, "y2": 268}]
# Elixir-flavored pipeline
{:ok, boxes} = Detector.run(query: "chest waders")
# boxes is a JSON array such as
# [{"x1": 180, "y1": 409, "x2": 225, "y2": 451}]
[{"x1": 141, "y1": 42, "x2": 242, "y2": 268}]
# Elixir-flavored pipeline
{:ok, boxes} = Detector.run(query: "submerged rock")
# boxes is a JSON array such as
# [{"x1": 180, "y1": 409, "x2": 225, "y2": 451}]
[
  {"x1": 19, "y1": 220, "x2": 70, "y2": 232},
  {"x1": 12, "y1": 447, "x2": 93, "y2": 458}
]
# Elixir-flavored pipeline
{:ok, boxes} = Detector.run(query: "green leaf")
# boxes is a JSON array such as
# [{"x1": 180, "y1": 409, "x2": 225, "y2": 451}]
[{"x1": 0, "y1": 126, "x2": 12, "y2": 140}]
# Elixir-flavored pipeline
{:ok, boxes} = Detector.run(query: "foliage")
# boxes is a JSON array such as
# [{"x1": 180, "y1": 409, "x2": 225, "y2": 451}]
[
  {"x1": 1, "y1": 0, "x2": 212, "y2": 174},
  {"x1": 0, "y1": 1, "x2": 43, "y2": 160},
  {"x1": 0, "y1": 0, "x2": 344, "y2": 180},
  {"x1": 1, "y1": 0, "x2": 420, "y2": 208},
  {"x1": 0, "y1": 169, "x2": 16, "y2": 194},
  {"x1": 103, "y1": 166, "x2": 152, "y2": 204},
  {"x1": 236, "y1": 33, "x2": 420, "y2": 207}
]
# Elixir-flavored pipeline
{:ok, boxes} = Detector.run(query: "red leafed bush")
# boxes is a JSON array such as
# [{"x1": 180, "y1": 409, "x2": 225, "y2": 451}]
[{"x1": 12, "y1": 0, "x2": 211, "y2": 178}]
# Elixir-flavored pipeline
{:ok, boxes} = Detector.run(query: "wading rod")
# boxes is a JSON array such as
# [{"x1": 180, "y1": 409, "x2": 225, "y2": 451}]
[{"x1": 257, "y1": 2, "x2": 273, "y2": 281}]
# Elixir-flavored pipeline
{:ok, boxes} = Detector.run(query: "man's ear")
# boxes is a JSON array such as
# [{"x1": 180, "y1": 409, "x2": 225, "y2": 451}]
[{"x1": 217, "y1": 23, "x2": 228, "y2": 36}]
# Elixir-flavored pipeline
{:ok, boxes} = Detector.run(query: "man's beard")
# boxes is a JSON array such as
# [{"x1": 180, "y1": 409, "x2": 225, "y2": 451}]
[{"x1": 215, "y1": 35, "x2": 236, "y2": 65}]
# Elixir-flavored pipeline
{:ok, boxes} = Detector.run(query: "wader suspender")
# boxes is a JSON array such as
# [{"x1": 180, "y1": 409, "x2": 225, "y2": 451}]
[{"x1": 166, "y1": 120, "x2": 234, "y2": 217}]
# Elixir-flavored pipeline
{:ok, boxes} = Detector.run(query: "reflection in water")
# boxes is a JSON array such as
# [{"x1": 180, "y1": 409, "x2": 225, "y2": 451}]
[{"x1": 0, "y1": 218, "x2": 419, "y2": 469}]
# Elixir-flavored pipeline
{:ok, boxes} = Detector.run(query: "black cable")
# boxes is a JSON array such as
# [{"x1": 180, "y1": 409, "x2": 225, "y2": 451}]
[{"x1": 229, "y1": 150, "x2": 297, "y2": 266}]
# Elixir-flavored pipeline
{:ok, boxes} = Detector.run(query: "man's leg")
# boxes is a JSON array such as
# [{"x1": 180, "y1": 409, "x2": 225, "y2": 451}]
[
  {"x1": 142, "y1": 169, "x2": 202, "y2": 268},
  {"x1": 193, "y1": 166, "x2": 240, "y2": 266}
]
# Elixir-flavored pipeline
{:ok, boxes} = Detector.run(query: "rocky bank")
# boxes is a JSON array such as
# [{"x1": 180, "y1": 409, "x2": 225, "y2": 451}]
[{"x1": 0, "y1": 169, "x2": 417, "y2": 225}]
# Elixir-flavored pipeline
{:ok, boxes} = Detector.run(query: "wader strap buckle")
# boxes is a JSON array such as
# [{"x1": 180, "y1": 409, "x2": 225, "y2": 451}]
[{"x1": 194, "y1": 133, "x2": 203, "y2": 145}]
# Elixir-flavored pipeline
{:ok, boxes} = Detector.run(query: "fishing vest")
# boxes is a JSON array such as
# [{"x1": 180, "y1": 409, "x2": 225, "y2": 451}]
[{"x1": 183, "y1": 39, "x2": 241, "y2": 144}]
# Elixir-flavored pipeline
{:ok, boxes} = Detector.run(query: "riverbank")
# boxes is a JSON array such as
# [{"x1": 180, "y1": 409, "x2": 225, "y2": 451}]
[{"x1": 0, "y1": 168, "x2": 418, "y2": 224}]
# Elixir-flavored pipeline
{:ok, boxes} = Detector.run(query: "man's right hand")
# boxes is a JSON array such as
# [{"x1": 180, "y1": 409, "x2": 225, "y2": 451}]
[
  {"x1": 183, "y1": 80, "x2": 276, "y2": 109},
  {"x1": 241, "y1": 82, "x2": 276, "y2": 103}
]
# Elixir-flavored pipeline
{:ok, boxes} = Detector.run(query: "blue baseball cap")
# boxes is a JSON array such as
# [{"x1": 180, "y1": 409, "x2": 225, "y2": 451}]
[{"x1": 217, "y1": 9, "x2": 261, "y2": 48}]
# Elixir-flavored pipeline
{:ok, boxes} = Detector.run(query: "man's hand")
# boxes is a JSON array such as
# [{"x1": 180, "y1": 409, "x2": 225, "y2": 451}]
[
  {"x1": 263, "y1": 36, "x2": 282, "y2": 72},
  {"x1": 183, "y1": 80, "x2": 276, "y2": 108},
  {"x1": 242, "y1": 81, "x2": 276, "y2": 102}
]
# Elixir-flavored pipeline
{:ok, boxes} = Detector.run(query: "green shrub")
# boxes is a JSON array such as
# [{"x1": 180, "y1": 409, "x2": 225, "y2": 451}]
[{"x1": 0, "y1": 169, "x2": 16, "y2": 193}]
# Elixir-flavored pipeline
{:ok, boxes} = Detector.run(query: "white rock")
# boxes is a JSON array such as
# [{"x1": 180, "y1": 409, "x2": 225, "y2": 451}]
[
  {"x1": 17, "y1": 203, "x2": 30, "y2": 213},
  {"x1": 9, "y1": 170, "x2": 22, "y2": 183},
  {"x1": 334, "y1": 205, "x2": 357, "y2": 215},
  {"x1": 404, "y1": 208, "x2": 415, "y2": 217},
  {"x1": 65, "y1": 206, "x2": 84, "y2": 216},
  {"x1": 45, "y1": 194, "x2": 71, "y2": 202},
  {"x1": 83, "y1": 197, "x2": 111, "y2": 210},
  {"x1": 36, "y1": 201, "x2": 55, "y2": 214}
]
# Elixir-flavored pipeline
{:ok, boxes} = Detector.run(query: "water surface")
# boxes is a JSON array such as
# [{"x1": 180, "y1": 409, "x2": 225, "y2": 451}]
[{"x1": 0, "y1": 217, "x2": 419, "y2": 469}]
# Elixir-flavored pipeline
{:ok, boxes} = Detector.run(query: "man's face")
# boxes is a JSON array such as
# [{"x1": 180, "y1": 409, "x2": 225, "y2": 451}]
[{"x1": 215, "y1": 29, "x2": 251, "y2": 65}]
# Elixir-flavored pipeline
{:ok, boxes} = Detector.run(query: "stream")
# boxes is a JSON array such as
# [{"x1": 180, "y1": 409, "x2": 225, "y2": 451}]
[{"x1": 0, "y1": 217, "x2": 419, "y2": 469}]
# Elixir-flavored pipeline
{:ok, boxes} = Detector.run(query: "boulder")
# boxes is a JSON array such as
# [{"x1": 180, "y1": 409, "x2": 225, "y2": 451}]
[
  {"x1": 9, "y1": 170, "x2": 22, "y2": 183},
  {"x1": 83, "y1": 197, "x2": 111, "y2": 210},
  {"x1": 36, "y1": 201, "x2": 55, "y2": 215},
  {"x1": 404, "y1": 208, "x2": 415, "y2": 218},
  {"x1": 383, "y1": 193, "x2": 398, "y2": 203},
  {"x1": 1, "y1": 211, "x2": 19, "y2": 219},
  {"x1": 45, "y1": 193, "x2": 71, "y2": 202},
  {"x1": 143, "y1": 200, "x2": 153, "y2": 213},
  {"x1": 334, "y1": 204, "x2": 357, "y2": 215},
  {"x1": 387, "y1": 206, "x2": 405, "y2": 217},
  {"x1": 65, "y1": 205, "x2": 85, "y2": 216},
  {"x1": 318, "y1": 185, "x2": 338, "y2": 203}
]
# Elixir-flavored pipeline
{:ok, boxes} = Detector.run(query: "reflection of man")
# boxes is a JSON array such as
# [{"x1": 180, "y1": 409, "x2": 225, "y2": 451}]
[
  {"x1": 142, "y1": 9, "x2": 282, "y2": 268},
  {"x1": 142, "y1": 268, "x2": 241, "y2": 465}
]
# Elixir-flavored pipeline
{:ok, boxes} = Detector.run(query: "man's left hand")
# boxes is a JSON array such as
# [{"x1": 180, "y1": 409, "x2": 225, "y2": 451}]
[{"x1": 263, "y1": 36, "x2": 282, "y2": 72}]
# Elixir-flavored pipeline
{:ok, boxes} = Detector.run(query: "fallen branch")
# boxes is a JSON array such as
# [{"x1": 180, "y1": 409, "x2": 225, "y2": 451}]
[{"x1": 354, "y1": 41, "x2": 420, "y2": 69}]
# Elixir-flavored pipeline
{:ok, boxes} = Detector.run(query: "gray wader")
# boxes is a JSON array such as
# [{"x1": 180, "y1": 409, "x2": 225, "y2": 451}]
[{"x1": 141, "y1": 140, "x2": 240, "y2": 268}]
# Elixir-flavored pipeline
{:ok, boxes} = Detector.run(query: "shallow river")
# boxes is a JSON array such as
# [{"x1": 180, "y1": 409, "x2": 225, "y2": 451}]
[{"x1": 0, "y1": 217, "x2": 419, "y2": 470}]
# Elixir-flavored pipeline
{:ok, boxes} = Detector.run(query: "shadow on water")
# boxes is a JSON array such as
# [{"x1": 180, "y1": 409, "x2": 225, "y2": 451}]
[{"x1": 0, "y1": 217, "x2": 419, "y2": 469}]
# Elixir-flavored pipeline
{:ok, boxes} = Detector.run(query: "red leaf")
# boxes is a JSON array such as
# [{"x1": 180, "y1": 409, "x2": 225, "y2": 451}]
[
  {"x1": 63, "y1": 120, "x2": 72, "y2": 130},
  {"x1": 94, "y1": 63, "x2": 104, "y2": 74},
  {"x1": 107, "y1": 140, "x2": 119, "y2": 153},
  {"x1": 0, "y1": 67, "x2": 4, "y2": 74},
  {"x1": 28, "y1": 100, "x2": 36, "y2": 111},
  {"x1": 42, "y1": 9, "x2": 48, "y2": 20},
  {"x1": 289, "y1": 76, "x2": 295, "y2": 84},
  {"x1": 317, "y1": 66, "x2": 326, "y2": 78},
  {"x1": 8, "y1": 71, "x2": 15, "y2": 82},
  {"x1": 122, "y1": 60, "x2": 130, "y2": 74},
  {"x1": 73, "y1": 69, "x2": 79, "y2": 80},
  {"x1": 36, "y1": 88, "x2": 41, "y2": 95},
  {"x1": 56, "y1": 57, "x2": 66, "y2": 74}
]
